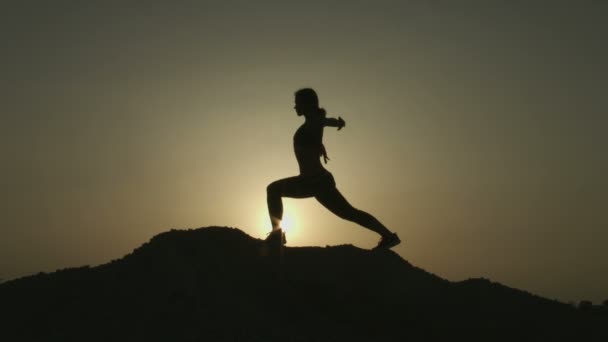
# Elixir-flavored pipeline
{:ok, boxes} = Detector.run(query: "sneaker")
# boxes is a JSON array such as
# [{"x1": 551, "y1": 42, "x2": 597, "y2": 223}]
[
  {"x1": 265, "y1": 229, "x2": 287, "y2": 245},
  {"x1": 373, "y1": 233, "x2": 401, "y2": 250}
]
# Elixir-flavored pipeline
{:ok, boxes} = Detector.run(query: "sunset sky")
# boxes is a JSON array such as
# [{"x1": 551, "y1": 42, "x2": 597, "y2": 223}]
[{"x1": 1, "y1": 1, "x2": 606, "y2": 303}]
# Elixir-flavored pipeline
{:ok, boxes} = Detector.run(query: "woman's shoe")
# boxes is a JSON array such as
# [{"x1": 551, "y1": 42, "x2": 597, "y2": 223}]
[
  {"x1": 373, "y1": 233, "x2": 401, "y2": 250},
  {"x1": 265, "y1": 229, "x2": 287, "y2": 245}
]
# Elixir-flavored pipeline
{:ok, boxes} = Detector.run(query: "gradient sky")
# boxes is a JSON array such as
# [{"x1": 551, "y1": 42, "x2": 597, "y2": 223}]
[{"x1": 1, "y1": 1, "x2": 606, "y2": 303}]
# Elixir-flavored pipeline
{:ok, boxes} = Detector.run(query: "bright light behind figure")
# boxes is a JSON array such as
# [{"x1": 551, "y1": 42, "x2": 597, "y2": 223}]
[
  {"x1": 257, "y1": 202, "x2": 300, "y2": 244},
  {"x1": 281, "y1": 213, "x2": 295, "y2": 234}
]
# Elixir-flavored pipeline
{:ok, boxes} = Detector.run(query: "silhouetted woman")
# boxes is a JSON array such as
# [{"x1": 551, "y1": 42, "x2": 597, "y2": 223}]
[{"x1": 266, "y1": 88, "x2": 400, "y2": 250}]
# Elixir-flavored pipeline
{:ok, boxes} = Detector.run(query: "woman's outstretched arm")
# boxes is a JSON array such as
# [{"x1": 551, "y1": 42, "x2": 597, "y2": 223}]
[{"x1": 323, "y1": 116, "x2": 346, "y2": 130}]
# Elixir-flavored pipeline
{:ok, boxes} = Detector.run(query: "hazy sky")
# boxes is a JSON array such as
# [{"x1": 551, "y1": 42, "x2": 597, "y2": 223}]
[{"x1": 1, "y1": 1, "x2": 606, "y2": 303}]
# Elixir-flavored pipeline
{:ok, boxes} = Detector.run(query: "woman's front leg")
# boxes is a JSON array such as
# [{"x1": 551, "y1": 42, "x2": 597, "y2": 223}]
[{"x1": 266, "y1": 176, "x2": 315, "y2": 229}]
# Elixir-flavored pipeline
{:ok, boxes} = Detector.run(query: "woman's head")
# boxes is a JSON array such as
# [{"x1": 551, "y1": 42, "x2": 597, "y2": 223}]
[{"x1": 294, "y1": 88, "x2": 322, "y2": 116}]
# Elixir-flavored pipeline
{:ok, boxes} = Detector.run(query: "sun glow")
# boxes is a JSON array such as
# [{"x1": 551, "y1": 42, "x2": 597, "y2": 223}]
[
  {"x1": 257, "y1": 202, "x2": 301, "y2": 244},
  {"x1": 280, "y1": 212, "x2": 295, "y2": 234}
]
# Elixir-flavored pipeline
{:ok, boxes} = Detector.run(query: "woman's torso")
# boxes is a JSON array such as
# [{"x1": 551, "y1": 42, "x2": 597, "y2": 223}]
[{"x1": 293, "y1": 119, "x2": 326, "y2": 176}]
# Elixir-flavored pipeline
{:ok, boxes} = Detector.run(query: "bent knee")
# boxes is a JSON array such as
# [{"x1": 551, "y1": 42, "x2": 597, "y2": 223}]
[{"x1": 267, "y1": 181, "x2": 282, "y2": 196}]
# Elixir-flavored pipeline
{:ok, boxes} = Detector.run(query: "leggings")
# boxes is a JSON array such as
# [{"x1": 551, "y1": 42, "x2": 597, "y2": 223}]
[{"x1": 266, "y1": 172, "x2": 391, "y2": 237}]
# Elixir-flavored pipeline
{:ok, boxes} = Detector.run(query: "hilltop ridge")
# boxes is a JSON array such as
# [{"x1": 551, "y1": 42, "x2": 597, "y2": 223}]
[{"x1": 1, "y1": 226, "x2": 606, "y2": 341}]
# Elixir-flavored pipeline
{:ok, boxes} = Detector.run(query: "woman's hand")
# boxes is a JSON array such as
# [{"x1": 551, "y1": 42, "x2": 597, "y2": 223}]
[{"x1": 337, "y1": 116, "x2": 346, "y2": 130}]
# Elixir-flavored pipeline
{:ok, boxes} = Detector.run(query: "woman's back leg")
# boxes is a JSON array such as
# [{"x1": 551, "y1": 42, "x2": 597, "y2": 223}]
[{"x1": 315, "y1": 187, "x2": 392, "y2": 238}]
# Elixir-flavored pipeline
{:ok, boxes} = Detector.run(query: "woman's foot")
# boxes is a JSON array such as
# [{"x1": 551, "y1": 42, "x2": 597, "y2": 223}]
[
  {"x1": 265, "y1": 229, "x2": 287, "y2": 245},
  {"x1": 373, "y1": 232, "x2": 401, "y2": 250}
]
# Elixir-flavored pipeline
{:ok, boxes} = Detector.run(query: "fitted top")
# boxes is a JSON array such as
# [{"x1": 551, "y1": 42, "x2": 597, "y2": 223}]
[{"x1": 293, "y1": 117, "x2": 326, "y2": 176}]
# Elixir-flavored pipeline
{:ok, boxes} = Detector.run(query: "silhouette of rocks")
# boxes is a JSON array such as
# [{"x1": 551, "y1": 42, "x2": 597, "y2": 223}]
[{"x1": 1, "y1": 226, "x2": 606, "y2": 341}]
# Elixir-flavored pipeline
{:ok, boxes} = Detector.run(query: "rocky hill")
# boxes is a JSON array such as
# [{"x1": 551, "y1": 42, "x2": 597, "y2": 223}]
[{"x1": 1, "y1": 226, "x2": 605, "y2": 341}]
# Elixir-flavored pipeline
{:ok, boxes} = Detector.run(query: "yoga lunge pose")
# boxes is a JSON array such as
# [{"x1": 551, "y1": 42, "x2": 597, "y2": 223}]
[{"x1": 265, "y1": 88, "x2": 401, "y2": 250}]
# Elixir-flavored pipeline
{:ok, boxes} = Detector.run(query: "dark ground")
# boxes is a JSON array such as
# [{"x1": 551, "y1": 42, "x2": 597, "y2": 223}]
[{"x1": 1, "y1": 227, "x2": 606, "y2": 341}]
